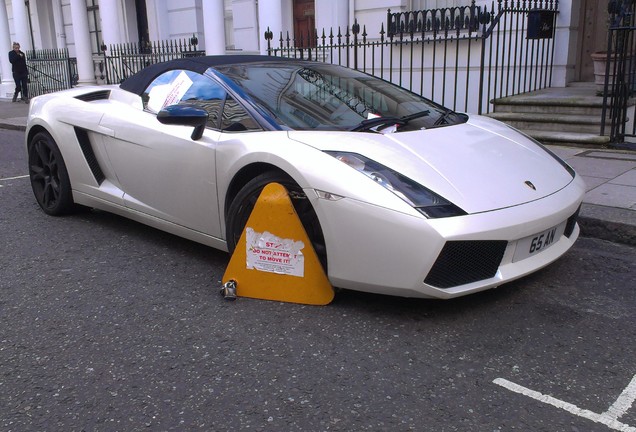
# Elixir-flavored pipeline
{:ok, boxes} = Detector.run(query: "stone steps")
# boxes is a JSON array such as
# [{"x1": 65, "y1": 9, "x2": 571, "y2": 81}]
[
  {"x1": 487, "y1": 112, "x2": 605, "y2": 134},
  {"x1": 492, "y1": 97, "x2": 605, "y2": 116},
  {"x1": 523, "y1": 129, "x2": 611, "y2": 148},
  {"x1": 488, "y1": 83, "x2": 627, "y2": 148}
]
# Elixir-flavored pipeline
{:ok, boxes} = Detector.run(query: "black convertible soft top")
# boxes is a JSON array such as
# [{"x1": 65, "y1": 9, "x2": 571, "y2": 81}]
[{"x1": 119, "y1": 55, "x2": 302, "y2": 96}]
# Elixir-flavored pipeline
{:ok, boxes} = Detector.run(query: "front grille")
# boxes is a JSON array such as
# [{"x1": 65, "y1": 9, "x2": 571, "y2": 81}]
[
  {"x1": 424, "y1": 240, "x2": 507, "y2": 289},
  {"x1": 564, "y1": 206, "x2": 581, "y2": 238}
]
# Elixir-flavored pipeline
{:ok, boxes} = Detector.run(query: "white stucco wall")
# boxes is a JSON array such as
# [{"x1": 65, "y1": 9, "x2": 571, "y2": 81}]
[{"x1": 232, "y1": 0, "x2": 259, "y2": 52}]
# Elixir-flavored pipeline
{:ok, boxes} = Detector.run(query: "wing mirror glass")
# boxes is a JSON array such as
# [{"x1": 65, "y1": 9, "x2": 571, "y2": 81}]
[{"x1": 157, "y1": 105, "x2": 209, "y2": 140}]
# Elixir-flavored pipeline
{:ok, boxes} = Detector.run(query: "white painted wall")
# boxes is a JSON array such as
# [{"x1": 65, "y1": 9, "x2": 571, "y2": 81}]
[
  {"x1": 146, "y1": 0, "x2": 169, "y2": 42},
  {"x1": 231, "y1": 0, "x2": 259, "y2": 52},
  {"x1": 146, "y1": 0, "x2": 204, "y2": 46},
  {"x1": 315, "y1": 0, "x2": 349, "y2": 35}
]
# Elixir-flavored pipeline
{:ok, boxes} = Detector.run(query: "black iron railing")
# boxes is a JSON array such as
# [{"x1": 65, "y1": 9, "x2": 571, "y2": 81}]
[
  {"x1": 266, "y1": 0, "x2": 558, "y2": 115},
  {"x1": 26, "y1": 49, "x2": 78, "y2": 97},
  {"x1": 103, "y1": 37, "x2": 205, "y2": 84},
  {"x1": 22, "y1": 38, "x2": 203, "y2": 96},
  {"x1": 601, "y1": 0, "x2": 636, "y2": 145}
]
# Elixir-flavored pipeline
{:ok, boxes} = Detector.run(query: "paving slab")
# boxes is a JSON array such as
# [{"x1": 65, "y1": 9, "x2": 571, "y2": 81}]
[
  {"x1": 580, "y1": 176, "x2": 609, "y2": 192},
  {"x1": 610, "y1": 169, "x2": 636, "y2": 186},
  {"x1": 586, "y1": 151, "x2": 636, "y2": 161},
  {"x1": 565, "y1": 156, "x2": 636, "y2": 179},
  {"x1": 550, "y1": 147, "x2": 587, "y2": 159},
  {"x1": 584, "y1": 183, "x2": 636, "y2": 209}
]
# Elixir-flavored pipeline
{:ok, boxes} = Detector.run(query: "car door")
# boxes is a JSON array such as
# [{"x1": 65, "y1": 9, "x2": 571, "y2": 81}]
[{"x1": 98, "y1": 69, "x2": 225, "y2": 238}]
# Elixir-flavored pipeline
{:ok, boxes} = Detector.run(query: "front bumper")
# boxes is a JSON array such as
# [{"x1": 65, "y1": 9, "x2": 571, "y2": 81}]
[{"x1": 311, "y1": 176, "x2": 585, "y2": 299}]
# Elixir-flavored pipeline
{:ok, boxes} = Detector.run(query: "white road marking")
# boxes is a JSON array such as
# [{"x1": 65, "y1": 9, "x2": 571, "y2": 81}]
[
  {"x1": 605, "y1": 375, "x2": 636, "y2": 421},
  {"x1": 0, "y1": 174, "x2": 29, "y2": 181},
  {"x1": 494, "y1": 377, "x2": 636, "y2": 432}
]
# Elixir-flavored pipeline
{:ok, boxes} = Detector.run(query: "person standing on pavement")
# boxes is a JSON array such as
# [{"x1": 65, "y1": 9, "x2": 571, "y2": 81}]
[{"x1": 8, "y1": 42, "x2": 29, "y2": 103}]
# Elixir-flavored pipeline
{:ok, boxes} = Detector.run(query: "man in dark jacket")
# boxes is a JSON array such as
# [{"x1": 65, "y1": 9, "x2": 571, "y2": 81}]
[{"x1": 8, "y1": 42, "x2": 29, "y2": 103}]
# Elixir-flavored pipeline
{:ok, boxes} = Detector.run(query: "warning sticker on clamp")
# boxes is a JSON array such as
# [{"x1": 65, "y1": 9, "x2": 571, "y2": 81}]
[{"x1": 245, "y1": 228, "x2": 305, "y2": 277}]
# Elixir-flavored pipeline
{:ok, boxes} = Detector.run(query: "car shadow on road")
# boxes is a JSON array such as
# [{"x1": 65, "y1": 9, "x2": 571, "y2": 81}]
[
  {"x1": 332, "y1": 280, "x2": 526, "y2": 314},
  {"x1": 50, "y1": 207, "x2": 551, "y2": 319}
]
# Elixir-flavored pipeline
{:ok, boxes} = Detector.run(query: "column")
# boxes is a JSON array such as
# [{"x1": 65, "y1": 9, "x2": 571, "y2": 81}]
[
  {"x1": 11, "y1": 0, "x2": 31, "y2": 50},
  {"x1": 69, "y1": 0, "x2": 96, "y2": 85},
  {"x1": 202, "y1": 0, "x2": 225, "y2": 55},
  {"x1": 257, "y1": 0, "x2": 282, "y2": 55},
  {"x1": 52, "y1": 0, "x2": 67, "y2": 49},
  {"x1": 145, "y1": 0, "x2": 169, "y2": 41},
  {"x1": 99, "y1": 0, "x2": 123, "y2": 48},
  {"x1": 0, "y1": 0, "x2": 14, "y2": 97}
]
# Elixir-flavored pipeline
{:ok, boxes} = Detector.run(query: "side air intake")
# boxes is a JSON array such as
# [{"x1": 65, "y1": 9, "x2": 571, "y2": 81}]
[
  {"x1": 74, "y1": 127, "x2": 105, "y2": 184},
  {"x1": 75, "y1": 90, "x2": 111, "y2": 102}
]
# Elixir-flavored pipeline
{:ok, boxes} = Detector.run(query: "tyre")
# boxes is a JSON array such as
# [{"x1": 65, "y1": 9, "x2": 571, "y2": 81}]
[
  {"x1": 28, "y1": 131, "x2": 76, "y2": 216},
  {"x1": 226, "y1": 171, "x2": 327, "y2": 272}
]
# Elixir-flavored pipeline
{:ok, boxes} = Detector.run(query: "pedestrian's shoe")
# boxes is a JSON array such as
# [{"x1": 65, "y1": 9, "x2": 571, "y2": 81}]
[
  {"x1": 22, "y1": 98, "x2": 29, "y2": 104},
  {"x1": 12, "y1": 92, "x2": 18, "y2": 102}
]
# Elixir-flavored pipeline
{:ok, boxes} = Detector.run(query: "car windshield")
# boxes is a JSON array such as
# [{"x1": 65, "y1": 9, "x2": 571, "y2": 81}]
[{"x1": 213, "y1": 62, "x2": 466, "y2": 132}]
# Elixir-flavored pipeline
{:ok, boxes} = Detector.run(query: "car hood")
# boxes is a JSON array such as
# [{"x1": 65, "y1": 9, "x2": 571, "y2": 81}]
[{"x1": 287, "y1": 115, "x2": 575, "y2": 214}]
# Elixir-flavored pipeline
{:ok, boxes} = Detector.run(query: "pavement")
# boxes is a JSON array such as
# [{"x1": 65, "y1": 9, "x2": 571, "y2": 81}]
[{"x1": 1, "y1": 99, "x2": 634, "y2": 246}]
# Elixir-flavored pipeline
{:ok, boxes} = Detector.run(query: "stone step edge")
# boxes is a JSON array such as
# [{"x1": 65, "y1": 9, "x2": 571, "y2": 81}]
[
  {"x1": 524, "y1": 129, "x2": 611, "y2": 144},
  {"x1": 491, "y1": 95, "x2": 611, "y2": 107},
  {"x1": 487, "y1": 112, "x2": 604, "y2": 125}
]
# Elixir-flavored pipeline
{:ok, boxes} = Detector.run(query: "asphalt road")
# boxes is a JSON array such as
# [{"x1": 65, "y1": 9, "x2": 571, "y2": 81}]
[{"x1": 2, "y1": 129, "x2": 636, "y2": 431}]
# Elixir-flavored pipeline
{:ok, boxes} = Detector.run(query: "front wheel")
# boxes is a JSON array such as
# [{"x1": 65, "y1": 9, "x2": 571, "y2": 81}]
[
  {"x1": 226, "y1": 171, "x2": 327, "y2": 272},
  {"x1": 28, "y1": 131, "x2": 76, "y2": 216}
]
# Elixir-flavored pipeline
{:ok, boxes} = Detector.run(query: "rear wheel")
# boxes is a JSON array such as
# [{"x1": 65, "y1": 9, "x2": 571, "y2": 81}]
[
  {"x1": 226, "y1": 171, "x2": 327, "y2": 272},
  {"x1": 28, "y1": 131, "x2": 76, "y2": 216}
]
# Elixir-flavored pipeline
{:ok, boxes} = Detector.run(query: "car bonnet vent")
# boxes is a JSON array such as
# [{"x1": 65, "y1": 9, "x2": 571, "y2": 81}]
[{"x1": 75, "y1": 90, "x2": 111, "y2": 102}]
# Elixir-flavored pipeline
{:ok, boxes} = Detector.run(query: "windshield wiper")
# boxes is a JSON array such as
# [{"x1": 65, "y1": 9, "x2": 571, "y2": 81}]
[
  {"x1": 349, "y1": 116, "x2": 405, "y2": 132},
  {"x1": 433, "y1": 108, "x2": 456, "y2": 126},
  {"x1": 349, "y1": 110, "x2": 430, "y2": 132},
  {"x1": 400, "y1": 110, "x2": 430, "y2": 122}
]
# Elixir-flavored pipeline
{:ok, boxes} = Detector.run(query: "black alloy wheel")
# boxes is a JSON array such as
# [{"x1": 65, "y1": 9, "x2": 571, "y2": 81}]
[
  {"x1": 226, "y1": 171, "x2": 328, "y2": 272},
  {"x1": 28, "y1": 132, "x2": 76, "y2": 215}
]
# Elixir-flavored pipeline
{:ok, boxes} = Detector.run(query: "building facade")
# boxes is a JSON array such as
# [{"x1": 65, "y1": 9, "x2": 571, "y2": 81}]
[{"x1": 0, "y1": 0, "x2": 608, "y2": 103}]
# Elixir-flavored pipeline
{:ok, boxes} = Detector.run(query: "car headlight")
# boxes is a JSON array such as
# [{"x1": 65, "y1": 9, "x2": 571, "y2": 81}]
[{"x1": 326, "y1": 151, "x2": 467, "y2": 218}]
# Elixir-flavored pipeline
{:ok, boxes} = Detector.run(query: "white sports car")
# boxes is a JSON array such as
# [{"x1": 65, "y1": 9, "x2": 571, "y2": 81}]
[{"x1": 26, "y1": 55, "x2": 585, "y2": 299}]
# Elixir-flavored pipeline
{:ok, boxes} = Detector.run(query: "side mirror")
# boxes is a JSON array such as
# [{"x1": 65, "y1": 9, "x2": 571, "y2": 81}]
[{"x1": 157, "y1": 105, "x2": 209, "y2": 140}]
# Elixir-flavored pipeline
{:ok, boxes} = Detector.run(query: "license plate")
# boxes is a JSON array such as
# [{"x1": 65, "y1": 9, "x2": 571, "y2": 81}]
[{"x1": 512, "y1": 222, "x2": 566, "y2": 262}]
